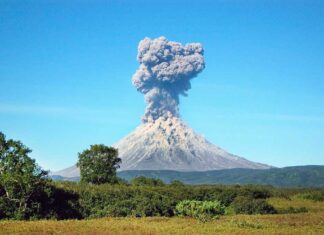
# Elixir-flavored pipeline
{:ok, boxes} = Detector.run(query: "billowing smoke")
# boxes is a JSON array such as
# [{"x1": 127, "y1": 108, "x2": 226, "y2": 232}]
[{"x1": 132, "y1": 36, "x2": 205, "y2": 123}]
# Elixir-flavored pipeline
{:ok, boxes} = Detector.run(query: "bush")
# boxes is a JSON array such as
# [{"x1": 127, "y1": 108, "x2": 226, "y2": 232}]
[
  {"x1": 232, "y1": 196, "x2": 277, "y2": 215},
  {"x1": 238, "y1": 186, "x2": 272, "y2": 199},
  {"x1": 169, "y1": 180, "x2": 185, "y2": 187},
  {"x1": 131, "y1": 176, "x2": 165, "y2": 187},
  {"x1": 296, "y1": 191, "x2": 324, "y2": 201},
  {"x1": 92, "y1": 199, "x2": 137, "y2": 218},
  {"x1": 175, "y1": 200, "x2": 225, "y2": 221},
  {"x1": 134, "y1": 193, "x2": 175, "y2": 217},
  {"x1": 215, "y1": 189, "x2": 237, "y2": 206},
  {"x1": 43, "y1": 184, "x2": 82, "y2": 219}
]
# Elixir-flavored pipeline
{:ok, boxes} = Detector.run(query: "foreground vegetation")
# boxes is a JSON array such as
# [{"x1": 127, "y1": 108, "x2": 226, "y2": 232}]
[
  {"x1": 1, "y1": 195, "x2": 324, "y2": 234},
  {"x1": 2, "y1": 177, "x2": 324, "y2": 220},
  {"x1": 1, "y1": 132, "x2": 324, "y2": 234},
  {"x1": 1, "y1": 210, "x2": 323, "y2": 234}
]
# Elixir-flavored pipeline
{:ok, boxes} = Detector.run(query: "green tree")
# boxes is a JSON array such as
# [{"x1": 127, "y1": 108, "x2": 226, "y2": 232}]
[
  {"x1": 77, "y1": 144, "x2": 121, "y2": 184},
  {"x1": 0, "y1": 132, "x2": 49, "y2": 219}
]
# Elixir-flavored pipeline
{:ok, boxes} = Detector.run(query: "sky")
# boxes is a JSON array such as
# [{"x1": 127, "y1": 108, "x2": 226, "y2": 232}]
[{"x1": 0, "y1": 0, "x2": 323, "y2": 171}]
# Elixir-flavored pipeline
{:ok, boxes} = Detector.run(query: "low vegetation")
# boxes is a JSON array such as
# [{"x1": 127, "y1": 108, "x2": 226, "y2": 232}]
[
  {"x1": 0, "y1": 211, "x2": 323, "y2": 235},
  {"x1": 295, "y1": 191, "x2": 324, "y2": 201},
  {"x1": 1, "y1": 179, "x2": 323, "y2": 220},
  {"x1": 175, "y1": 200, "x2": 225, "y2": 221}
]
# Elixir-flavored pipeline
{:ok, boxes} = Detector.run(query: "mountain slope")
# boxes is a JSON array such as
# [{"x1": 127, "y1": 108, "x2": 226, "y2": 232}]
[
  {"x1": 115, "y1": 116, "x2": 270, "y2": 171},
  {"x1": 52, "y1": 165, "x2": 80, "y2": 178},
  {"x1": 54, "y1": 117, "x2": 270, "y2": 176}
]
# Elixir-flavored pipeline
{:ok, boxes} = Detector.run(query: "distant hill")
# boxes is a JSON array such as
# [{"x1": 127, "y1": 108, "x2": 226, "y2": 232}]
[{"x1": 51, "y1": 165, "x2": 324, "y2": 188}]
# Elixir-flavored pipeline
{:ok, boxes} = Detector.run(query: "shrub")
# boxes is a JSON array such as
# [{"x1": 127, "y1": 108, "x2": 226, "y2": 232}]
[
  {"x1": 93, "y1": 199, "x2": 137, "y2": 218},
  {"x1": 232, "y1": 196, "x2": 277, "y2": 215},
  {"x1": 169, "y1": 180, "x2": 185, "y2": 187},
  {"x1": 215, "y1": 189, "x2": 237, "y2": 206},
  {"x1": 239, "y1": 186, "x2": 272, "y2": 199},
  {"x1": 43, "y1": 184, "x2": 82, "y2": 219},
  {"x1": 175, "y1": 200, "x2": 225, "y2": 221},
  {"x1": 131, "y1": 176, "x2": 165, "y2": 187},
  {"x1": 296, "y1": 192, "x2": 324, "y2": 201},
  {"x1": 134, "y1": 193, "x2": 175, "y2": 217}
]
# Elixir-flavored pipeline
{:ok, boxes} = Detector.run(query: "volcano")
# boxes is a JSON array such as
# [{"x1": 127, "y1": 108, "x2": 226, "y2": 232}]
[
  {"x1": 115, "y1": 116, "x2": 270, "y2": 171},
  {"x1": 54, "y1": 116, "x2": 270, "y2": 177},
  {"x1": 52, "y1": 37, "x2": 271, "y2": 177}
]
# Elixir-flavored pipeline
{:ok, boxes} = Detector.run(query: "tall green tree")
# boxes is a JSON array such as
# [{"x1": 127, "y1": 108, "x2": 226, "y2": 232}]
[
  {"x1": 77, "y1": 144, "x2": 121, "y2": 184},
  {"x1": 0, "y1": 132, "x2": 49, "y2": 219}
]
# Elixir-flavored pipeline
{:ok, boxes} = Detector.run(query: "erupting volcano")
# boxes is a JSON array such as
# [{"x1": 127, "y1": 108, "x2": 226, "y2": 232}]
[
  {"x1": 115, "y1": 37, "x2": 269, "y2": 171},
  {"x1": 55, "y1": 37, "x2": 270, "y2": 177}
]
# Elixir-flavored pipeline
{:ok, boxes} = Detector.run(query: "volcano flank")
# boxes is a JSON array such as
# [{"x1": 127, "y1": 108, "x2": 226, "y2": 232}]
[{"x1": 115, "y1": 116, "x2": 270, "y2": 171}]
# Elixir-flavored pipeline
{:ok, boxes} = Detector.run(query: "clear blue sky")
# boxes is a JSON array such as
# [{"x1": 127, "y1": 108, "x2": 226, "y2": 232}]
[{"x1": 1, "y1": 0, "x2": 323, "y2": 171}]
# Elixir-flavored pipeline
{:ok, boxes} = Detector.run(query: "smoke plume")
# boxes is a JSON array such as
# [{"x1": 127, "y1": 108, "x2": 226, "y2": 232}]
[{"x1": 132, "y1": 36, "x2": 205, "y2": 123}]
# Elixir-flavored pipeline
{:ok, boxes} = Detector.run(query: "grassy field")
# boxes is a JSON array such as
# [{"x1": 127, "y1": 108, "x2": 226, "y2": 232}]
[
  {"x1": 0, "y1": 197, "x2": 323, "y2": 235},
  {"x1": 0, "y1": 213, "x2": 323, "y2": 235}
]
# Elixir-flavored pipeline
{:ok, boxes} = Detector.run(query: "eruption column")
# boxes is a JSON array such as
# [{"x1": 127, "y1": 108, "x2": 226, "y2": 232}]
[{"x1": 132, "y1": 37, "x2": 205, "y2": 123}]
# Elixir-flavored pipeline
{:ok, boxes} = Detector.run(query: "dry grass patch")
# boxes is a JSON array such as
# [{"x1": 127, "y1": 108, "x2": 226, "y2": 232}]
[
  {"x1": 0, "y1": 212, "x2": 323, "y2": 235},
  {"x1": 268, "y1": 197, "x2": 324, "y2": 213}
]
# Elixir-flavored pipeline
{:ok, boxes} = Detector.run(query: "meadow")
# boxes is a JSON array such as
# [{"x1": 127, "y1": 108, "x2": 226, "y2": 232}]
[
  {"x1": 0, "y1": 211, "x2": 323, "y2": 234},
  {"x1": 0, "y1": 189, "x2": 323, "y2": 235}
]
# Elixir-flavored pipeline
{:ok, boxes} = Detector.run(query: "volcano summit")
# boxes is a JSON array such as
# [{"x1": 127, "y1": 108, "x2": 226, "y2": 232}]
[{"x1": 55, "y1": 37, "x2": 270, "y2": 177}]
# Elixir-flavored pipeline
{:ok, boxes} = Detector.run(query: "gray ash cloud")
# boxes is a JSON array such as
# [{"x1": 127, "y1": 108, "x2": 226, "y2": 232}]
[{"x1": 132, "y1": 36, "x2": 205, "y2": 123}]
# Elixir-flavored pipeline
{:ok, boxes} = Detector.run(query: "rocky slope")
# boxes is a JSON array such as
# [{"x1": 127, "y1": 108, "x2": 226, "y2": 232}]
[
  {"x1": 53, "y1": 117, "x2": 270, "y2": 177},
  {"x1": 115, "y1": 116, "x2": 270, "y2": 171}
]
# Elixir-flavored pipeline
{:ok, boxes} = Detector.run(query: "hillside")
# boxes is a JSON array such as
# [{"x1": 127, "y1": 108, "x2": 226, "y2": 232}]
[{"x1": 52, "y1": 165, "x2": 324, "y2": 187}]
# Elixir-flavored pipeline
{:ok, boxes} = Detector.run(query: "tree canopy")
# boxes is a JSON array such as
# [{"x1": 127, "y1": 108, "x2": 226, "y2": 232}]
[
  {"x1": 77, "y1": 144, "x2": 121, "y2": 184},
  {"x1": 0, "y1": 132, "x2": 49, "y2": 219}
]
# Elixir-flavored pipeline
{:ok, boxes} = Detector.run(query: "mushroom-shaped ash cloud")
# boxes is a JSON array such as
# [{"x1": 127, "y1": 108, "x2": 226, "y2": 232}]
[{"x1": 132, "y1": 37, "x2": 205, "y2": 123}]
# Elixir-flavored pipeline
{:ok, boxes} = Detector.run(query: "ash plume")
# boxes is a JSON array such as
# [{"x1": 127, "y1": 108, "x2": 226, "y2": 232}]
[{"x1": 132, "y1": 37, "x2": 205, "y2": 123}]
